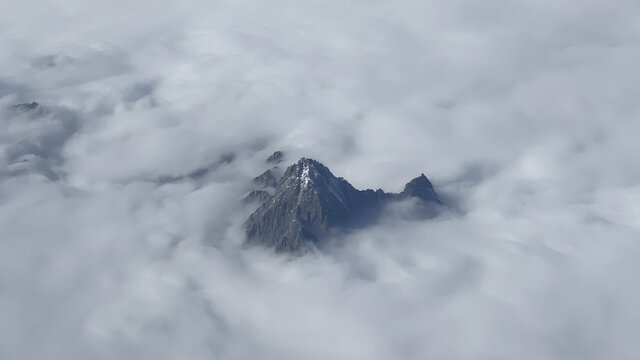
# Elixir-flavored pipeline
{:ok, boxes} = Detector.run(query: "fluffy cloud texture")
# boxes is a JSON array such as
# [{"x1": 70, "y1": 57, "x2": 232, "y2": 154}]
[{"x1": 1, "y1": 0, "x2": 639, "y2": 359}]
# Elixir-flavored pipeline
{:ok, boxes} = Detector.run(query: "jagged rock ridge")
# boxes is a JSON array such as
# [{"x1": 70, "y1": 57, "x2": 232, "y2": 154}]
[
  {"x1": 252, "y1": 169, "x2": 278, "y2": 188},
  {"x1": 13, "y1": 101, "x2": 40, "y2": 112},
  {"x1": 245, "y1": 158, "x2": 441, "y2": 253}
]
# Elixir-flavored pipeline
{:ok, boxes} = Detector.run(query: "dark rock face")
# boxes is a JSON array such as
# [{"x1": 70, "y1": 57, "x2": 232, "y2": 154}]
[
  {"x1": 245, "y1": 158, "x2": 441, "y2": 254},
  {"x1": 252, "y1": 169, "x2": 278, "y2": 189},
  {"x1": 266, "y1": 151, "x2": 284, "y2": 164},
  {"x1": 13, "y1": 101, "x2": 40, "y2": 112},
  {"x1": 12, "y1": 102, "x2": 46, "y2": 117},
  {"x1": 399, "y1": 173, "x2": 441, "y2": 204},
  {"x1": 243, "y1": 189, "x2": 273, "y2": 204}
]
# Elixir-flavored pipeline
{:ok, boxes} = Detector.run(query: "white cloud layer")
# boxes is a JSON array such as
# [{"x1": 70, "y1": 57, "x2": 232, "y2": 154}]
[{"x1": 1, "y1": 0, "x2": 639, "y2": 358}]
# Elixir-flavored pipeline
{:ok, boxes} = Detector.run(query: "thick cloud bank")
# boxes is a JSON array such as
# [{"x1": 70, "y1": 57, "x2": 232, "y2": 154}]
[{"x1": 1, "y1": 0, "x2": 639, "y2": 359}]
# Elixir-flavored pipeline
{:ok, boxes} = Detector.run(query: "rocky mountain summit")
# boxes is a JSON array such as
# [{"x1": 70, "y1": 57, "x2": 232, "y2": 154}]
[{"x1": 245, "y1": 157, "x2": 442, "y2": 254}]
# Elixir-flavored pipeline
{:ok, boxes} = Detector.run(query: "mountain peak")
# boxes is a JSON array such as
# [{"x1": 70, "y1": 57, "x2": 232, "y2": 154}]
[
  {"x1": 280, "y1": 158, "x2": 350, "y2": 197},
  {"x1": 291, "y1": 157, "x2": 329, "y2": 173},
  {"x1": 287, "y1": 157, "x2": 329, "y2": 178},
  {"x1": 407, "y1": 173, "x2": 430, "y2": 186},
  {"x1": 245, "y1": 158, "x2": 442, "y2": 254},
  {"x1": 246, "y1": 158, "x2": 359, "y2": 253},
  {"x1": 400, "y1": 173, "x2": 440, "y2": 203},
  {"x1": 266, "y1": 150, "x2": 284, "y2": 164}
]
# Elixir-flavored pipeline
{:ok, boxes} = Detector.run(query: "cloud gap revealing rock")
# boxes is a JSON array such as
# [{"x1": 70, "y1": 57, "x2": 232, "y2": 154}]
[{"x1": 244, "y1": 157, "x2": 442, "y2": 254}]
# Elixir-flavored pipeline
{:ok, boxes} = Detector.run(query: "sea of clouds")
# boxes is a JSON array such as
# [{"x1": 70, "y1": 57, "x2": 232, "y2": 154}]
[{"x1": 1, "y1": 0, "x2": 639, "y2": 358}]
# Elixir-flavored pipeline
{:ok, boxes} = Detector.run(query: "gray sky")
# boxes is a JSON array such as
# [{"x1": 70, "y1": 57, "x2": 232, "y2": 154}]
[{"x1": 1, "y1": 0, "x2": 639, "y2": 359}]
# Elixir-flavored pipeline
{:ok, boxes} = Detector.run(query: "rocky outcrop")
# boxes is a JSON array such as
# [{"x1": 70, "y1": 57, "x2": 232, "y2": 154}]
[
  {"x1": 13, "y1": 101, "x2": 40, "y2": 112},
  {"x1": 266, "y1": 151, "x2": 284, "y2": 164},
  {"x1": 252, "y1": 169, "x2": 278, "y2": 189},
  {"x1": 244, "y1": 158, "x2": 441, "y2": 254}
]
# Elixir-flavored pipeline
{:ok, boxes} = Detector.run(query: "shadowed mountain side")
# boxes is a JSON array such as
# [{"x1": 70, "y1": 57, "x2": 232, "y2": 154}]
[
  {"x1": 252, "y1": 169, "x2": 278, "y2": 188},
  {"x1": 243, "y1": 189, "x2": 273, "y2": 204},
  {"x1": 245, "y1": 158, "x2": 442, "y2": 254}
]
